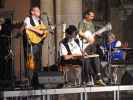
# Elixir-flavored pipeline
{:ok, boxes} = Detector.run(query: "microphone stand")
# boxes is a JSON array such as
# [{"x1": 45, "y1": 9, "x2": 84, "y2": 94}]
[
  {"x1": 81, "y1": 37, "x2": 85, "y2": 85},
  {"x1": 106, "y1": 32, "x2": 113, "y2": 85},
  {"x1": 42, "y1": 13, "x2": 51, "y2": 67},
  {"x1": 80, "y1": 37, "x2": 90, "y2": 85},
  {"x1": 43, "y1": 13, "x2": 55, "y2": 67},
  {"x1": 108, "y1": 42, "x2": 112, "y2": 84}
]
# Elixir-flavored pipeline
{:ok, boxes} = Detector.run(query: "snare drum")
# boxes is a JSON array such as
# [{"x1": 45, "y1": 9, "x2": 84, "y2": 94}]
[{"x1": 105, "y1": 49, "x2": 125, "y2": 64}]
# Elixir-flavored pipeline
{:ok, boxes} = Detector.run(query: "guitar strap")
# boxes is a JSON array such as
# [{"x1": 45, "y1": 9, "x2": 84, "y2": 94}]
[
  {"x1": 29, "y1": 16, "x2": 42, "y2": 26},
  {"x1": 62, "y1": 39, "x2": 72, "y2": 55},
  {"x1": 29, "y1": 16, "x2": 36, "y2": 26},
  {"x1": 62, "y1": 38, "x2": 80, "y2": 55}
]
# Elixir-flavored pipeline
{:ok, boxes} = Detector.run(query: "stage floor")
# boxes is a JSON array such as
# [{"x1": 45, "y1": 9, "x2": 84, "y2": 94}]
[{"x1": 1, "y1": 85, "x2": 133, "y2": 100}]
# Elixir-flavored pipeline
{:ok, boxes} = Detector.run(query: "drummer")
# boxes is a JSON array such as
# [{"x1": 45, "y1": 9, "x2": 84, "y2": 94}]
[{"x1": 104, "y1": 33, "x2": 125, "y2": 62}]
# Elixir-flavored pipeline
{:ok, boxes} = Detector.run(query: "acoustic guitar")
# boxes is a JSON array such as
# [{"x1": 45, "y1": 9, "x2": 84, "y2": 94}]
[
  {"x1": 26, "y1": 24, "x2": 49, "y2": 44},
  {"x1": 80, "y1": 23, "x2": 112, "y2": 50}
]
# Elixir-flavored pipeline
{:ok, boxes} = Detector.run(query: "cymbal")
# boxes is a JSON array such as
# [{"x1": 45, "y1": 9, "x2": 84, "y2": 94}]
[
  {"x1": 119, "y1": 48, "x2": 133, "y2": 51},
  {"x1": 114, "y1": 47, "x2": 133, "y2": 50}
]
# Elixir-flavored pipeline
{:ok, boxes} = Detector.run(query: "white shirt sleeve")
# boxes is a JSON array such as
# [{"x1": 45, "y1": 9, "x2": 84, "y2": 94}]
[
  {"x1": 24, "y1": 17, "x2": 32, "y2": 29},
  {"x1": 115, "y1": 41, "x2": 122, "y2": 47},
  {"x1": 59, "y1": 43, "x2": 68, "y2": 56}
]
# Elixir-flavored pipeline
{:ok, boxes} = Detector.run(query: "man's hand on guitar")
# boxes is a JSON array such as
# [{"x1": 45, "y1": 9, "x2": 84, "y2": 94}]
[
  {"x1": 26, "y1": 25, "x2": 49, "y2": 44},
  {"x1": 27, "y1": 27, "x2": 44, "y2": 35}
]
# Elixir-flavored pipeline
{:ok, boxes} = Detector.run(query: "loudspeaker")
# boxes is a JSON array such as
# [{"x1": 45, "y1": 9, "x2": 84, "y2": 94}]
[
  {"x1": 38, "y1": 71, "x2": 64, "y2": 88},
  {"x1": 121, "y1": 65, "x2": 133, "y2": 85}
]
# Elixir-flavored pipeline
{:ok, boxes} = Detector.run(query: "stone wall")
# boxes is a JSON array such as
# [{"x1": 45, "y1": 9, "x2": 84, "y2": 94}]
[{"x1": 5, "y1": 0, "x2": 30, "y2": 22}]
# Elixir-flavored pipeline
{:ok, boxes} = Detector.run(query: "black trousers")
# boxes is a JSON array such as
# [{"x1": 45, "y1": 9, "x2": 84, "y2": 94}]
[
  {"x1": 82, "y1": 57, "x2": 101, "y2": 83},
  {"x1": 23, "y1": 35, "x2": 42, "y2": 86},
  {"x1": 61, "y1": 57, "x2": 101, "y2": 84}
]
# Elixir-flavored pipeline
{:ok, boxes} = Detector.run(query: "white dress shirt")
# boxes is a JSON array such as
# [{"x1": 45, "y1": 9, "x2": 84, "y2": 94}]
[
  {"x1": 60, "y1": 39, "x2": 82, "y2": 56},
  {"x1": 24, "y1": 16, "x2": 43, "y2": 28}
]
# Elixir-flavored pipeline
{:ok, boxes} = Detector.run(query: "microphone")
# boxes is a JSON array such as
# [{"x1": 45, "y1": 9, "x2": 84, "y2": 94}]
[
  {"x1": 62, "y1": 23, "x2": 66, "y2": 33},
  {"x1": 42, "y1": 12, "x2": 47, "y2": 15},
  {"x1": 42, "y1": 12, "x2": 55, "y2": 31},
  {"x1": 42, "y1": 12, "x2": 50, "y2": 25},
  {"x1": 42, "y1": 12, "x2": 51, "y2": 25}
]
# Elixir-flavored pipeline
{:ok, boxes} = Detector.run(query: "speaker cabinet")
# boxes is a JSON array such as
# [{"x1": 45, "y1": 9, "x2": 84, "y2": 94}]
[
  {"x1": 121, "y1": 65, "x2": 133, "y2": 85},
  {"x1": 38, "y1": 71, "x2": 64, "y2": 88}
]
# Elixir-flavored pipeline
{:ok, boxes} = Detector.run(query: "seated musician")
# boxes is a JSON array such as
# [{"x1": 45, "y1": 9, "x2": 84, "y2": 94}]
[
  {"x1": 59, "y1": 25, "x2": 82, "y2": 86},
  {"x1": 105, "y1": 33, "x2": 124, "y2": 63},
  {"x1": 60, "y1": 25, "x2": 105, "y2": 86},
  {"x1": 102, "y1": 33, "x2": 125, "y2": 84},
  {"x1": 60, "y1": 25, "x2": 82, "y2": 65}
]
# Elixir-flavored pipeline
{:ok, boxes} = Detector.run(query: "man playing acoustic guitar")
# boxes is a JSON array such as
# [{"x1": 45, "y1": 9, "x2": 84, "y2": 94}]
[
  {"x1": 24, "y1": 6, "x2": 48, "y2": 88},
  {"x1": 78, "y1": 9, "x2": 106, "y2": 86}
]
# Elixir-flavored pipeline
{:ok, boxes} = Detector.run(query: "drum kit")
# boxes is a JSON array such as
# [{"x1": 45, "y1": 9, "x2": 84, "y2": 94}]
[
  {"x1": 100, "y1": 46, "x2": 132, "y2": 62},
  {"x1": 99, "y1": 44, "x2": 133, "y2": 84}
]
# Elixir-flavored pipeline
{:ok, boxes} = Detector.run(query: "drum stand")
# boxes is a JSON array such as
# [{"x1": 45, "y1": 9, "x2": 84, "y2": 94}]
[
  {"x1": 107, "y1": 43, "x2": 113, "y2": 84},
  {"x1": 107, "y1": 43, "x2": 123, "y2": 85}
]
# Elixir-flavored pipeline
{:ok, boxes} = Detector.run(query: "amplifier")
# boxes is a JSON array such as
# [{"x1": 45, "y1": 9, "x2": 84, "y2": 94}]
[{"x1": 38, "y1": 71, "x2": 64, "y2": 87}]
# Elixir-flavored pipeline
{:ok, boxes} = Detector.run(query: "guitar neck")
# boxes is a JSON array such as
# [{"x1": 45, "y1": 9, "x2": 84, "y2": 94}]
[{"x1": 94, "y1": 23, "x2": 112, "y2": 36}]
